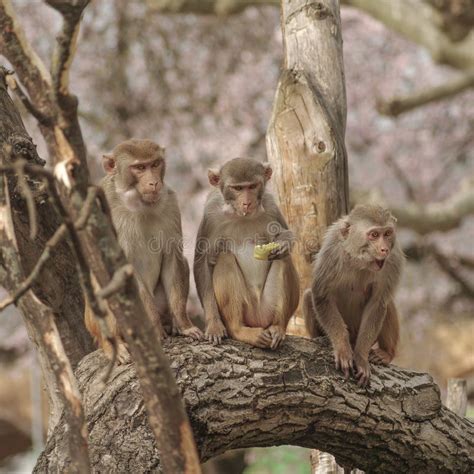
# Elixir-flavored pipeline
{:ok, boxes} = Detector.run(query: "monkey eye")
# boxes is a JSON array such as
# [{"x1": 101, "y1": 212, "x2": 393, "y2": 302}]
[
  {"x1": 151, "y1": 161, "x2": 160, "y2": 168},
  {"x1": 234, "y1": 185, "x2": 243, "y2": 191},
  {"x1": 385, "y1": 229, "x2": 393, "y2": 237},
  {"x1": 368, "y1": 231, "x2": 379, "y2": 240},
  {"x1": 133, "y1": 164, "x2": 146, "y2": 171},
  {"x1": 249, "y1": 183, "x2": 257, "y2": 190}
]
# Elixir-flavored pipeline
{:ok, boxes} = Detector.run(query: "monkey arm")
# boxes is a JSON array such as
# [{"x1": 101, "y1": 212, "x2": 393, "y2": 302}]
[
  {"x1": 263, "y1": 193, "x2": 296, "y2": 260},
  {"x1": 352, "y1": 289, "x2": 393, "y2": 386},
  {"x1": 312, "y1": 292, "x2": 351, "y2": 348},
  {"x1": 354, "y1": 298, "x2": 388, "y2": 359},
  {"x1": 193, "y1": 218, "x2": 227, "y2": 343}
]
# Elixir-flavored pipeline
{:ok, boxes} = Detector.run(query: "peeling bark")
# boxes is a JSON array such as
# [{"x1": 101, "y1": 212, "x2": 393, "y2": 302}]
[{"x1": 36, "y1": 337, "x2": 474, "y2": 473}]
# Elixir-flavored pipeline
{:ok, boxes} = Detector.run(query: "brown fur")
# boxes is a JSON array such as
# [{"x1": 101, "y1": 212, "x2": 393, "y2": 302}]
[
  {"x1": 85, "y1": 139, "x2": 202, "y2": 363},
  {"x1": 303, "y1": 205, "x2": 404, "y2": 385},
  {"x1": 194, "y1": 157, "x2": 300, "y2": 349}
]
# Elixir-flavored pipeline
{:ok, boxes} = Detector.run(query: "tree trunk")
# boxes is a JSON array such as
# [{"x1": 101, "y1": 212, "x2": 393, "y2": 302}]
[
  {"x1": 266, "y1": 0, "x2": 349, "y2": 327},
  {"x1": 36, "y1": 337, "x2": 474, "y2": 473}
]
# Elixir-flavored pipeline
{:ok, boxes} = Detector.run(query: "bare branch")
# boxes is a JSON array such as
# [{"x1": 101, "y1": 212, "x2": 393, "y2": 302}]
[
  {"x1": 146, "y1": 0, "x2": 278, "y2": 15},
  {"x1": 446, "y1": 378, "x2": 468, "y2": 417},
  {"x1": 382, "y1": 154, "x2": 417, "y2": 201},
  {"x1": 353, "y1": 175, "x2": 474, "y2": 234},
  {"x1": 97, "y1": 264, "x2": 134, "y2": 300},
  {"x1": 0, "y1": 184, "x2": 99, "y2": 311},
  {"x1": 4, "y1": 71, "x2": 53, "y2": 126},
  {"x1": 0, "y1": 0, "x2": 52, "y2": 103},
  {"x1": 377, "y1": 69, "x2": 474, "y2": 116},
  {"x1": 341, "y1": 0, "x2": 474, "y2": 70},
  {"x1": 45, "y1": 0, "x2": 90, "y2": 100},
  {"x1": 429, "y1": 243, "x2": 474, "y2": 298},
  {"x1": 0, "y1": 225, "x2": 67, "y2": 311}
]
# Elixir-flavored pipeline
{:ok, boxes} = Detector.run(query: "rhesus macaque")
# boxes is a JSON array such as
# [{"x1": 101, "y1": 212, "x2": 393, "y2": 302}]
[
  {"x1": 194, "y1": 157, "x2": 300, "y2": 349},
  {"x1": 85, "y1": 139, "x2": 202, "y2": 362},
  {"x1": 303, "y1": 205, "x2": 404, "y2": 386}
]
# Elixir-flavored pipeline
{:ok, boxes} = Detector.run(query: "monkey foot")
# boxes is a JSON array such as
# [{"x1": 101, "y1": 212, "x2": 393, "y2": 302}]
[
  {"x1": 369, "y1": 348, "x2": 392, "y2": 365},
  {"x1": 180, "y1": 326, "x2": 204, "y2": 340},
  {"x1": 258, "y1": 325, "x2": 286, "y2": 350},
  {"x1": 205, "y1": 320, "x2": 227, "y2": 345},
  {"x1": 116, "y1": 344, "x2": 131, "y2": 365}
]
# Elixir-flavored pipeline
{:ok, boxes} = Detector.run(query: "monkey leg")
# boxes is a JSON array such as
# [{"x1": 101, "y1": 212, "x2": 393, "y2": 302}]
[
  {"x1": 213, "y1": 253, "x2": 270, "y2": 348},
  {"x1": 259, "y1": 258, "x2": 300, "y2": 349},
  {"x1": 161, "y1": 251, "x2": 202, "y2": 340},
  {"x1": 372, "y1": 299, "x2": 399, "y2": 365},
  {"x1": 302, "y1": 288, "x2": 323, "y2": 338}
]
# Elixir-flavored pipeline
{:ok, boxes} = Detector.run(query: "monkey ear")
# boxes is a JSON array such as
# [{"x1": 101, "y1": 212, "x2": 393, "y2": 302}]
[
  {"x1": 340, "y1": 219, "x2": 351, "y2": 239},
  {"x1": 208, "y1": 169, "x2": 220, "y2": 187},
  {"x1": 102, "y1": 154, "x2": 116, "y2": 175},
  {"x1": 263, "y1": 163, "x2": 273, "y2": 181}
]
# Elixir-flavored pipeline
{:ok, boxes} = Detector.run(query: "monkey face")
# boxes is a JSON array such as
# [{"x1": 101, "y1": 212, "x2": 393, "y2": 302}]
[
  {"x1": 103, "y1": 139, "x2": 166, "y2": 209},
  {"x1": 342, "y1": 219, "x2": 396, "y2": 272},
  {"x1": 223, "y1": 181, "x2": 264, "y2": 217},
  {"x1": 208, "y1": 158, "x2": 273, "y2": 218},
  {"x1": 128, "y1": 158, "x2": 164, "y2": 204},
  {"x1": 365, "y1": 226, "x2": 395, "y2": 271}
]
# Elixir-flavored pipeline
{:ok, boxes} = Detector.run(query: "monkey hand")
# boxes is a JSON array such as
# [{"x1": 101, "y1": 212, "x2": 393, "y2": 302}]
[
  {"x1": 205, "y1": 319, "x2": 227, "y2": 344},
  {"x1": 333, "y1": 342, "x2": 354, "y2": 379},
  {"x1": 353, "y1": 352, "x2": 371, "y2": 387},
  {"x1": 259, "y1": 325, "x2": 286, "y2": 350},
  {"x1": 179, "y1": 325, "x2": 203, "y2": 340},
  {"x1": 268, "y1": 240, "x2": 290, "y2": 260}
]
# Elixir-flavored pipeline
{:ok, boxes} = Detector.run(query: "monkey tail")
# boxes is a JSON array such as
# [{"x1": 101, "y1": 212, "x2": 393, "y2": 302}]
[{"x1": 303, "y1": 288, "x2": 321, "y2": 338}]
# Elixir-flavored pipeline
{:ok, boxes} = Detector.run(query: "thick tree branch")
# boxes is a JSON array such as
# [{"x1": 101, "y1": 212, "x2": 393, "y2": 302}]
[
  {"x1": 377, "y1": 69, "x2": 474, "y2": 116},
  {"x1": 36, "y1": 338, "x2": 474, "y2": 473}
]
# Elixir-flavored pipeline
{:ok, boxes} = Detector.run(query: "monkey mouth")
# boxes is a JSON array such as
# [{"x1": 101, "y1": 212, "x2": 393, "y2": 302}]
[
  {"x1": 141, "y1": 192, "x2": 160, "y2": 204},
  {"x1": 374, "y1": 258, "x2": 385, "y2": 270}
]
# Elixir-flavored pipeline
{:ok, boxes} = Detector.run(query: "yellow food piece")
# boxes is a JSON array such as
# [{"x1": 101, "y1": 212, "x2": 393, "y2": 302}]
[{"x1": 253, "y1": 242, "x2": 280, "y2": 260}]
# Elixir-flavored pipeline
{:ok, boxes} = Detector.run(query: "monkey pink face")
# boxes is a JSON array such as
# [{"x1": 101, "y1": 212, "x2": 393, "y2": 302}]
[
  {"x1": 128, "y1": 158, "x2": 164, "y2": 204},
  {"x1": 366, "y1": 226, "x2": 395, "y2": 271},
  {"x1": 208, "y1": 159, "x2": 272, "y2": 217}
]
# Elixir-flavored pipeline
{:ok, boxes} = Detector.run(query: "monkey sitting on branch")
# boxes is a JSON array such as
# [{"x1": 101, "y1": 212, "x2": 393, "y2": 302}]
[
  {"x1": 85, "y1": 139, "x2": 202, "y2": 363},
  {"x1": 303, "y1": 205, "x2": 404, "y2": 386},
  {"x1": 194, "y1": 157, "x2": 300, "y2": 349}
]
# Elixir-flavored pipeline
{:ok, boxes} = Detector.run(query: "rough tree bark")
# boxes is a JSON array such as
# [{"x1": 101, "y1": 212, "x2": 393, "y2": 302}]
[
  {"x1": 266, "y1": 0, "x2": 349, "y2": 325},
  {"x1": 36, "y1": 338, "x2": 474, "y2": 473}
]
